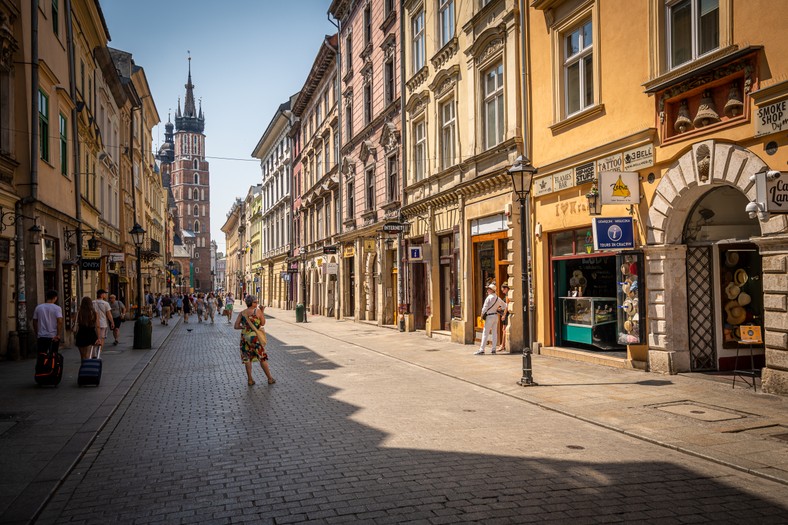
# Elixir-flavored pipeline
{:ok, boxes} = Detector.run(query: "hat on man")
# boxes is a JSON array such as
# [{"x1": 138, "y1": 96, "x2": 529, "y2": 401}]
[
  {"x1": 487, "y1": 283, "x2": 497, "y2": 291},
  {"x1": 501, "y1": 284, "x2": 509, "y2": 289}
]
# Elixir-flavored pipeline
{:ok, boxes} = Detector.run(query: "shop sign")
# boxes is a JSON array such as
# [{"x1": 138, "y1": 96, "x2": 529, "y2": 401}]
[
  {"x1": 599, "y1": 171, "x2": 640, "y2": 205},
  {"x1": 596, "y1": 153, "x2": 622, "y2": 173},
  {"x1": 623, "y1": 144, "x2": 654, "y2": 171},
  {"x1": 755, "y1": 99, "x2": 788, "y2": 137},
  {"x1": 766, "y1": 171, "x2": 788, "y2": 213},
  {"x1": 82, "y1": 249, "x2": 101, "y2": 259},
  {"x1": 363, "y1": 238, "x2": 376, "y2": 253},
  {"x1": 280, "y1": 272, "x2": 291, "y2": 281},
  {"x1": 322, "y1": 262, "x2": 339, "y2": 275},
  {"x1": 592, "y1": 217, "x2": 635, "y2": 251},
  {"x1": 80, "y1": 258, "x2": 101, "y2": 271},
  {"x1": 109, "y1": 252, "x2": 125, "y2": 262},
  {"x1": 532, "y1": 176, "x2": 553, "y2": 196},
  {"x1": 343, "y1": 245, "x2": 356, "y2": 257},
  {"x1": 323, "y1": 246, "x2": 338, "y2": 254},
  {"x1": 408, "y1": 246, "x2": 423, "y2": 262},
  {"x1": 382, "y1": 222, "x2": 409, "y2": 233},
  {"x1": 574, "y1": 162, "x2": 595, "y2": 185},
  {"x1": 552, "y1": 169, "x2": 574, "y2": 191}
]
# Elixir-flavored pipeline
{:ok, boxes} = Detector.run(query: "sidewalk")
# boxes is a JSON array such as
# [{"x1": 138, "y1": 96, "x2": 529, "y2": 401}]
[
  {"x1": 0, "y1": 313, "x2": 180, "y2": 524},
  {"x1": 274, "y1": 308, "x2": 788, "y2": 487}
]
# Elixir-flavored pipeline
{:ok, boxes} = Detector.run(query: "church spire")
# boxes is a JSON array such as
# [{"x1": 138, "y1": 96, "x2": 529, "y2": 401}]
[
  {"x1": 184, "y1": 54, "x2": 197, "y2": 118},
  {"x1": 174, "y1": 52, "x2": 205, "y2": 133}
]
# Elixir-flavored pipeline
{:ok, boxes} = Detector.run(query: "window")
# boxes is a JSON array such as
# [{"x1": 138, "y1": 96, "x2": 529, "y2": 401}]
[
  {"x1": 59, "y1": 114, "x2": 67, "y2": 176},
  {"x1": 483, "y1": 63, "x2": 504, "y2": 148},
  {"x1": 317, "y1": 202, "x2": 324, "y2": 240},
  {"x1": 347, "y1": 181, "x2": 355, "y2": 217},
  {"x1": 440, "y1": 99, "x2": 456, "y2": 170},
  {"x1": 38, "y1": 90, "x2": 49, "y2": 161},
  {"x1": 564, "y1": 20, "x2": 593, "y2": 116},
  {"x1": 52, "y1": 0, "x2": 59, "y2": 35},
  {"x1": 414, "y1": 120, "x2": 426, "y2": 182},
  {"x1": 194, "y1": 205, "x2": 199, "y2": 216},
  {"x1": 193, "y1": 188, "x2": 199, "y2": 200},
  {"x1": 385, "y1": 59, "x2": 395, "y2": 105},
  {"x1": 193, "y1": 159, "x2": 198, "y2": 169},
  {"x1": 346, "y1": 102, "x2": 353, "y2": 138},
  {"x1": 412, "y1": 10, "x2": 425, "y2": 74},
  {"x1": 316, "y1": 152, "x2": 323, "y2": 180},
  {"x1": 324, "y1": 139, "x2": 331, "y2": 170},
  {"x1": 364, "y1": 4, "x2": 372, "y2": 45},
  {"x1": 387, "y1": 155, "x2": 398, "y2": 202},
  {"x1": 667, "y1": 0, "x2": 719, "y2": 69},
  {"x1": 333, "y1": 128, "x2": 339, "y2": 164},
  {"x1": 316, "y1": 100, "x2": 322, "y2": 125},
  {"x1": 194, "y1": 220, "x2": 200, "y2": 232},
  {"x1": 385, "y1": 0, "x2": 395, "y2": 17},
  {"x1": 194, "y1": 173, "x2": 199, "y2": 185},
  {"x1": 365, "y1": 167, "x2": 375, "y2": 210},
  {"x1": 364, "y1": 82, "x2": 372, "y2": 124},
  {"x1": 345, "y1": 33, "x2": 353, "y2": 74},
  {"x1": 439, "y1": 0, "x2": 455, "y2": 47}
]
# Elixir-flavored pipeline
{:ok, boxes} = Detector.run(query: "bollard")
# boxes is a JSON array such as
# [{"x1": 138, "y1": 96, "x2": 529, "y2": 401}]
[{"x1": 133, "y1": 316, "x2": 152, "y2": 349}]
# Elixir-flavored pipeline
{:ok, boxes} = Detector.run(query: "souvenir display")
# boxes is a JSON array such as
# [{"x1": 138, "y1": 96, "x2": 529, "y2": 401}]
[
  {"x1": 617, "y1": 253, "x2": 642, "y2": 345},
  {"x1": 720, "y1": 249, "x2": 761, "y2": 347}
]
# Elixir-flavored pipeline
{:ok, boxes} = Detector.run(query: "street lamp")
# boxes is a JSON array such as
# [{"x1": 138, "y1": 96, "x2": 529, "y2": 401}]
[
  {"x1": 508, "y1": 155, "x2": 538, "y2": 387},
  {"x1": 167, "y1": 260, "x2": 174, "y2": 295},
  {"x1": 129, "y1": 222, "x2": 146, "y2": 318}
]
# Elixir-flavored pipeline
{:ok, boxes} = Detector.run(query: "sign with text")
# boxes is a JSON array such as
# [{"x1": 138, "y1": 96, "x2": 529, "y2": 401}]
[
  {"x1": 80, "y1": 258, "x2": 101, "y2": 271},
  {"x1": 408, "y1": 246, "x2": 423, "y2": 262},
  {"x1": 552, "y1": 169, "x2": 574, "y2": 192},
  {"x1": 574, "y1": 162, "x2": 596, "y2": 185},
  {"x1": 599, "y1": 171, "x2": 640, "y2": 205},
  {"x1": 382, "y1": 222, "x2": 409, "y2": 233},
  {"x1": 322, "y1": 262, "x2": 339, "y2": 275},
  {"x1": 343, "y1": 245, "x2": 356, "y2": 258},
  {"x1": 766, "y1": 171, "x2": 788, "y2": 213},
  {"x1": 82, "y1": 249, "x2": 101, "y2": 259},
  {"x1": 323, "y1": 246, "x2": 338, "y2": 254},
  {"x1": 623, "y1": 144, "x2": 654, "y2": 171},
  {"x1": 755, "y1": 99, "x2": 788, "y2": 137},
  {"x1": 532, "y1": 176, "x2": 553, "y2": 196},
  {"x1": 592, "y1": 217, "x2": 635, "y2": 251},
  {"x1": 363, "y1": 239, "x2": 376, "y2": 253},
  {"x1": 596, "y1": 153, "x2": 622, "y2": 173}
]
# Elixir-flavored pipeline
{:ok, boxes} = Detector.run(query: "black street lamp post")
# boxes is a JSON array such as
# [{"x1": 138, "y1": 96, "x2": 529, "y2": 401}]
[
  {"x1": 129, "y1": 222, "x2": 146, "y2": 318},
  {"x1": 508, "y1": 156, "x2": 538, "y2": 387},
  {"x1": 167, "y1": 261, "x2": 174, "y2": 296}
]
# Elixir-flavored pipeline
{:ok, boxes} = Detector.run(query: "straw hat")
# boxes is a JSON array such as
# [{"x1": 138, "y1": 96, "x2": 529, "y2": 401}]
[
  {"x1": 737, "y1": 292, "x2": 752, "y2": 306},
  {"x1": 624, "y1": 320, "x2": 633, "y2": 332},
  {"x1": 726, "y1": 305, "x2": 747, "y2": 325},
  {"x1": 621, "y1": 282, "x2": 631, "y2": 295},
  {"x1": 734, "y1": 269, "x2": 748, "y2": 286},
  {"x1": 725, "y1": 251, "x2": 739, "y2": 267},
  {"x1": 487, "y1": 283, "x2": 497, "y2": 291},
  {"x1": 622, "y1": 299, "x2": 634, "y2": 314},
  {"x1": 620, "y1": 264, "x2": 630, "y2": 276},
  {"x1": 725, "y1": 282, "x2": 741, "y2": 300}
]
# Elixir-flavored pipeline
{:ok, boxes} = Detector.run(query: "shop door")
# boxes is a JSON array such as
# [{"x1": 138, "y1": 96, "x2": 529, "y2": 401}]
[
  {"x1": 686, "y1": 245, "x2": 717, "y2": 370},
  {"x1": 412, "y1": 262, "x2": 426, "y2": 330},
  {"x1": 440, "y1": 264, "x2": 451, "y2": 330},
  {"x1": 472, "y1": 234, "x2": 507, "y2": 329},
  {"x1": 348, "y1": 257, "x2": 355, "y2": 317},
  {"x1": 391, "y1": 266, "x2": 398, "y2": 325}
]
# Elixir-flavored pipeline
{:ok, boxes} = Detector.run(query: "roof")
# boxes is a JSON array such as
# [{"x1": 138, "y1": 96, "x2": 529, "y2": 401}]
[{"x1": 292, "y1": 34, "x2": 338, "y2": 117}]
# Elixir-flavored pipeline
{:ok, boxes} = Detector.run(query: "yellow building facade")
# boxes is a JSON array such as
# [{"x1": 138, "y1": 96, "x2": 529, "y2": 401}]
[{"x1": 526, "y1": 0, "x2": 788, "y2": 393}]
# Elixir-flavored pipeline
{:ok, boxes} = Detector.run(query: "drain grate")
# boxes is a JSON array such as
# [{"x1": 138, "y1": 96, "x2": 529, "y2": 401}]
[{"x1": 649, "y1": 401, "x2": 750, "y2": 422}]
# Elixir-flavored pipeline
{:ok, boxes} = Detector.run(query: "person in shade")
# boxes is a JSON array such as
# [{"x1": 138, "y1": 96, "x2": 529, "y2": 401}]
[
  {"x1": 233, "y1": 295, "x2": 275, "y2": 386},
  {"x1": 475, "y1": 283, "x2": 506, "y2": 355},
  {"x1": 32, "y1": 290, "x2": 63, "y2": 354},
  {"x1": 74, "y1": 296, "x2": 102, "y2": 359},
  {"x1": 108, "y1": 294, "x2": 126, "y2": 345}
]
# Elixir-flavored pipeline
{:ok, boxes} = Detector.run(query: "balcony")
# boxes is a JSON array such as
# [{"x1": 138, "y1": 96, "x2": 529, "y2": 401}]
[{"x1": 140, "y1": 238, "x2": 161, "y2": 262}]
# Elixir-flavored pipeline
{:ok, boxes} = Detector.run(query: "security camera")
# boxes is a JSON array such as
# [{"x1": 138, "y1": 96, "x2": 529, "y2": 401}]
[
  {"x1": 745, "y1": 201, "x2": 760, "y2": 220},
  {"x1": 765, "y1": 170, "x2": 781, "y2": 180}
]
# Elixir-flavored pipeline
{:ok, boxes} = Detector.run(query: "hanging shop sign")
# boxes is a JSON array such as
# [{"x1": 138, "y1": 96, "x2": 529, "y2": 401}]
[
  {"x1": 596, "y1": 153, "x2": 622, "y2": 173},
  {"x1": 408, "y1": 245, "x2": 423, "y2": 262},
  {"x1": 574, "y1": 162, "x2": 596, "y2": 185},
  {"x1": 322, "y1": 262, "x2": 339, "y2": 275},
  {"x1": 382, "y1": 222, "x2": 409, "y2": 233},
  {"x1": 323, "y1": 246, "x2": 338, "y2": 254},
  {"x1": 363, "y1": 239, "x2": 377, "y2": 253},
  {"x1": 80, "y1": 258, "x2": 101, "y2": 271},
  {"x1": 592, "y1": 217, "x2": 635, "y2": 251},
  {"x1": 109, "y1": 252, "x2": 125, "y2": 262},
  {"x1": 343, "y1": 245, "x2": 356, "y2": 258},
  {"x1": 766, "y1": 171, "x2": 788, "y2": 213},
  {"x1": 755, "y1": 98, "x2": 788, "y2": 137},
  {"x1": 82, "y1": 249, "x2": 101, "y2": 259},
  {"x1": 532, "y1": 176, "x2": 554, "y2": 197},
  {"x1": 280, "y1": 272, "x2": 291, "y2": 281},
  {"x1": 623, "y1": 144, "x2": 654, "y2": 171},
  {"x1": 552, "y1": 169, "x2": 574, "y2": 191},
  {"x1": 599, "y1": 171, "x2": 641, "y2": 205}
]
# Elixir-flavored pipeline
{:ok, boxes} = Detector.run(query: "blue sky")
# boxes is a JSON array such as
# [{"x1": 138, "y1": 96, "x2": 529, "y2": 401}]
[{"x1": 101, "y1": 0, "x2": 335, "y2": 252}]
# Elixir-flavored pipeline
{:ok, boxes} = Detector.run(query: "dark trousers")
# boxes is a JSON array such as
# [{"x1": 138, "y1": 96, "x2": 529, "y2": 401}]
[{"x1": 37, "y1": 337, "x2": 55, "y2": 353}]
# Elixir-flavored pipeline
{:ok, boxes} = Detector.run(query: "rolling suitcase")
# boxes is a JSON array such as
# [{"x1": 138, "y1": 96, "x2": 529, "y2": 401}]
[
  {"x1": 78, "y1": 345, "x2": 102, "y2": 387},
  {"x1": 34, "y1": 339, "x2": 63, "y2": 386}
]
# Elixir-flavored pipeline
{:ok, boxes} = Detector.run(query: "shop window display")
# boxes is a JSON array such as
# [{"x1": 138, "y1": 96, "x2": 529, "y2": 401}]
[
  {"x1": 720, "y1": 247, "x2": 762, "y2": 349},
  {"x1": 616, "y1": 253, "x2": 645, "y2": 345}
]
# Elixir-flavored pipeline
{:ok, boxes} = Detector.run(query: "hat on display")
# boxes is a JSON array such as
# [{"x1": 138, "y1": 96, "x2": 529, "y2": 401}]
[
  {"x1": 725, "y1": 251, "x2": 739, "y2": 267},
  {"x1": 624, "y1": 320, "x2": 633, "y2": 332},
  {"x1": 622, "y1": 299, "x2": 634, "y2": 314},
  {"x1": 622, "y1": 282, "x2": 631, "y2": 295},
  {"x1": 620, "y1": 264, "x2": 630, "y2": 276},
  {"x1": 725, "y1": 282, "x2": 741, "y2": 300},
  {"x1": 629, "y1": 263, "x2": 638, "y2": 275},
  {"x1": 737, "y1": 292, "x2": 752, "y2": 306},
  {"x1": 726, "y1": 305, "x2": 747, "y2": 325},
  {"x1": 734, "y1": 269, "x2": 748, "y2": 286}
]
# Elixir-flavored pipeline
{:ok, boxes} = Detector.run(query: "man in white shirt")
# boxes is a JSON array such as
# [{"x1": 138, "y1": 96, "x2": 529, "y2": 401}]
[
  {"x1": 475, "y1": 283, "x2": 506, "y2": 355},
  {"x1": 93, "y1": 289, "x2": 114, "y2": 343},
  {"x1": 32, "y1": 290, "x2": 63, "y2": 353}
]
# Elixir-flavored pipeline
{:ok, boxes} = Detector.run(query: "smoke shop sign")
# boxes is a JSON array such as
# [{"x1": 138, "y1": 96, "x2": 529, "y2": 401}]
[{"x1": 755, "y1": 99, "x2": 788, "y2": 137}]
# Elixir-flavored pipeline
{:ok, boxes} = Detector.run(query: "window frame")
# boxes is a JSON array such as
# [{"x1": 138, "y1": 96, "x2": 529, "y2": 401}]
[
  {"x1": 363, "y1": 81, "x2": 373, "y2": 125},
  {"x1": 412, "y1": 10, "x2": 425, "y2": 74},
  {"x1": 38, "y1": 90, "x2": 49, "y2": 161},
  {"x1": 384, "y1": 58, "x2": 395, "y2": 106},
  {"x1": 666, "y1": 0, "x2": 720, "y2": 70},
  {"x1": 413, "y1": 119, "x2": 426, "y2": 182},
  {"x1": 439, "y1": 0, "x2": 455, "y2": 48},
  {"x1": 562, "y1": 19, "x2": 593, "y2": 118},
  {"x1": 52, "y1": 0, "x2": 59, "y2": 35},
  {"x1": 365, "y1": 166, "x2": 375, "y2": 210},
  {"x1": 440, "y1": 98, "x2": 456, "y2": 170},
  {"x1": 482, "y1": 62, "x2": 504, "y2": 150},
  {"x1": 363, "y1": 4, "x2": 372, "y2": 46},
  {"x1": 59, "y1": 113, "x2": 67, "y2": 176},
  {"x1": 387, "y1": 154, "x2": 398, "y2": 202},
  {"x1": 347, "y1": 179, "x2": 355, "y2": 219}
]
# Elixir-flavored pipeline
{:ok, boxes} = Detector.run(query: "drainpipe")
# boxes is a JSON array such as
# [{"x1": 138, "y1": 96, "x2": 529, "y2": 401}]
[
  {"x1": 65, "y1": 0, "x2": 83, "y2": 303},
  {"x1": 326, "y1": 16, "x2": 342, "y2": 318},
  {"x1": 398, "y1": 0, "x2": 407, "y2": 331}
]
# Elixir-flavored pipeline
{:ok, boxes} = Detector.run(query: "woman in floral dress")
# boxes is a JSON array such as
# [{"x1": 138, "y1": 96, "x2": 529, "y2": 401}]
[{"x1": 233, "y1": 294, "x2": 275, "y2": 386}]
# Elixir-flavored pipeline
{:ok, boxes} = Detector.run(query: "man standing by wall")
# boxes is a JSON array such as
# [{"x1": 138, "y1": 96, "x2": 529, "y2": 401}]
[{"x1": 475, "y1": 284, "x2": 506, "y2": 355}]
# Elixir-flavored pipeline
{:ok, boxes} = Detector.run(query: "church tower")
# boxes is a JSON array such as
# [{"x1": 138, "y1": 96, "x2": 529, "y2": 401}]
[{"x1": 169, "y1": 57, "x2": 211, "y2": 291}]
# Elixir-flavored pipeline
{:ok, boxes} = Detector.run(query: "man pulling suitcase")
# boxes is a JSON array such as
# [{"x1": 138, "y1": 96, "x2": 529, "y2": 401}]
[{"x1": 32, "y1": 290, "x2": 64, "y2": 386}]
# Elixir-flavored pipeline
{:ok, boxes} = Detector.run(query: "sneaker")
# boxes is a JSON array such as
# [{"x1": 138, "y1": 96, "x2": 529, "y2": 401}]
[
  {"x1": 474, "y1": 349, "x2": 485, "y2": 355},
  {"x1": 491, "y1": 350, "x2": 497, "y2": 354}
]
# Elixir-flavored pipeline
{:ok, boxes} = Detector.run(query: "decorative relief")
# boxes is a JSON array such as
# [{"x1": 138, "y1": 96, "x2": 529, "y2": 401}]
[
  {"x1": 405, "y1": 90, "x2": 430, "y2": 116},
  {"x1": 430, "y1": 37, "x2": 458, "y2": 70},
  {"x1": 380, "y1": 122, "x2": 400, "y2": 154},
  {"x1": 359, "y1": 140, "x2": 376, "y2": 164},
  {"x1": 430, "y1": 64, "x2": 460, "y2": 99},
  {"x1": 0, "y1": 13, "x2": 18, "y2": 73},
  {"x1": 476, "y1": 38, "x2": 503, "y2": 66},
  {"x1": 381, "y1": 33, "x2": 396, "y2": 60},
  {"x1": 406, "y1": 66, "x2": 429, "y2": 93}
]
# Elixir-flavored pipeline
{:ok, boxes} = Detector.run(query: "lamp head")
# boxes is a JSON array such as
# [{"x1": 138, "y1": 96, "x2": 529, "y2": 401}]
[
  {"x1": 508, "y1": 156, "x2": 537, "y2": 198},
  {"x1": 129, "y1": 222, "x2": 146, "y2": 247}
]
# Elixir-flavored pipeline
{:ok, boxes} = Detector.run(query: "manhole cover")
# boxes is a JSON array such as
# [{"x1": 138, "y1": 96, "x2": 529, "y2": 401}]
[{"x1": 653, "y1": 402, "x2": 746, "y2": 422}]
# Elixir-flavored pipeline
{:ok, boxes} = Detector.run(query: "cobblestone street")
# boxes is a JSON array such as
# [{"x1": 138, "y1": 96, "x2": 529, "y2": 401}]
[{"x1": 34, "y1": 311, "x2": 788, "y2": 524}]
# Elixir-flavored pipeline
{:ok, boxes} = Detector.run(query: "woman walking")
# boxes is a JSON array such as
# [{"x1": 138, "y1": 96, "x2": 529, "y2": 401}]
[
  {"x1": 182, "y1": 293, "x2": 192, "y2": 323},
  {"x1": 224, "y1": 293, "x2": 234, "y2": 323},
  {"x1": 206, "y1": 292, "x2": 217, "y2": 324},
  {"x1": 233, "y1": 295, "x2": 275, "y2": 386},
  {"x1": 74, "y1": 296, "x2": 102, "y2": 359},
  {"x1": 195, "y1": 293, "x2": 206, "y2": 323}
]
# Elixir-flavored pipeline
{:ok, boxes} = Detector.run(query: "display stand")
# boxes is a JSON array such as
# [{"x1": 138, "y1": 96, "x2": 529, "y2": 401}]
[{"x1": 732, "y1": 325, "x2": 761, "y2": 392}]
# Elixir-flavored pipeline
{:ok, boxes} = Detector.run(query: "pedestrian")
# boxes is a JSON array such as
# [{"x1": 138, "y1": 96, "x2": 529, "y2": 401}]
[
  {"x1": 32, "y1": 289, "x2": 63, "y2": 354},
  {"x1": 475, "y1": 283, "x2": 506, "y2": 355},
  {"x1": 182, "y1": 293, "x2": 192, "y2": 323},
  {"x1": 234, "y1": 294, "x2": 275, "y2": 386},
  {"x1": 195, "y1": 293, "x2": 205, "y2": 323},
  {"x1": 175, "y1": 294, "x2": 183, "y2": 316},
  {"x1": 496, "y1": 284, "x2": 511, "y2": 353},
  {"x1": 160, "y1": 294, "x2": 172, "y2": 325},
  {"x1": 224, "y1": 292, "x2": 234, "y2": 323},
  {"x1": 75, "y1": 296, "x2": 102, "y2": 359},
  {"x1": 108, "y1": 294, "x2": 126, "y2": 345},
  {"x1": 93, "y1": 289, "x2": 114, "y2": 345},
  {"x1": 146, "y1": 291, "x2": 155, "y2": 317},
  {"x1": 206, "y1": 292, "x2": 217, "y2": 324}
]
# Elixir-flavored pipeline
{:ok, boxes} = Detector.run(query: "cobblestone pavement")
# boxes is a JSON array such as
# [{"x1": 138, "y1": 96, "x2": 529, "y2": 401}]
[{"x1": 36, "y1": 312, "x2": 788, "y2": 524}]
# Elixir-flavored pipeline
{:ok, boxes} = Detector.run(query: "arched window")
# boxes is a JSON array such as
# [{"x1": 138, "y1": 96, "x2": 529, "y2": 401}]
[
  {"x1": 194, "y1": 220, "x2": 200, "y2": 232},
  {"x1": 193, "y1": 188, "x2": 199, "y2": 200},
  {"x1": 194, "y1": 173, "x2": 199, "y2": 185},
  {"x1": 193, "y1": 204, "x2": 199, "y2": 216},
  {"x1": 193, "y1": 159, "x2": 198, "y2": 169},
  {"x1": 195, "y1": 251, "x2": 200, "y2": 258}
]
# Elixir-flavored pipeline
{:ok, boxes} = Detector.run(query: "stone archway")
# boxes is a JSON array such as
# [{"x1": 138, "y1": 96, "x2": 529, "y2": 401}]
[{"x1": 644, "y1": 141, "x2": 788, "y2": 382}]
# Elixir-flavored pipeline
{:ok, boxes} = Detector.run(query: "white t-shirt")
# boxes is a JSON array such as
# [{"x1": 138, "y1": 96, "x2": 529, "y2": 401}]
[
  {"x1": 93, "y1": 299, "x2": 112, "y2": 328},
  {"x1": 33, "y1": 302, "x2": 63, "y2": 338}
]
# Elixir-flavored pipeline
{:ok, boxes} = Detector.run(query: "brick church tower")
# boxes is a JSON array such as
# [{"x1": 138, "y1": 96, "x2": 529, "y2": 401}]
[{"x1": 167, "y1": 58, "x2": 212, "y2": 291}]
